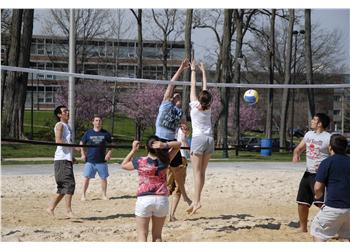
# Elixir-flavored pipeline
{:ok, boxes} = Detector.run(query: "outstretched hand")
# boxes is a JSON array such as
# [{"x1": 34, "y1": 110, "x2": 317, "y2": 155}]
[
  {"x1": 198, "y1": 62, "x2": 206, "y2": 72},
  {"x1": 180, "y1": 58, "x2": 190, "y2": 71},
  {"x1": 132, "y1": 141, "x2": 140, "y2": 151}
]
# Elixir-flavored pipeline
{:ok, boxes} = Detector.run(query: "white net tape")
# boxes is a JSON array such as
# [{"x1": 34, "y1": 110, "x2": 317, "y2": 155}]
[{"x1": 2, "y1": 65, "x2": 349, "y2": 89}]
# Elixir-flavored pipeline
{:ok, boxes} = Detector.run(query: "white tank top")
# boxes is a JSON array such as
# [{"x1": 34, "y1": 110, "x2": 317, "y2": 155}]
[{"x1": 54, "y1": 122, "x2": 73, "y2": 161}]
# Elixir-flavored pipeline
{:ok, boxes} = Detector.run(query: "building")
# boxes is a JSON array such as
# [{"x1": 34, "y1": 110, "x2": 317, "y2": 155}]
[{"x1": 1, "y1": 34, "x2": 185, "y2": 110}]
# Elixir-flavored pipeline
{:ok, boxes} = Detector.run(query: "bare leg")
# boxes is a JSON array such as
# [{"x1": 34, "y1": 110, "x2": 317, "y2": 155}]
[
  {"x1": 172, "y1": 167, "x2": 191, "y2": 206},
  {"x1": 47, "y1": 193, "x2": 64, "y2": 216},
  {"x1": 81, "y1": 177, "x2": 90, "y2": 201},
  {"x1": 101, "y1": 179, "x2": 108, "y2": 200},
  {"x1": 169, "y1": 193, "x2": 181, "y2": 221},
  {"x1": 65, "y1": 194, "x2": 74, "y2": 218},
  {"x1": 187, "y1": 154, "x2": 203, "y2": 215},
  {"x1": 136, "y1": 216, "x2": 151, "y2": 242},
  {"x1": 298, "y1": 204, "x2": 309, "y2": 232},
  {"x1": 151, "y1": 216, "x2": 166, "y2": 242}
]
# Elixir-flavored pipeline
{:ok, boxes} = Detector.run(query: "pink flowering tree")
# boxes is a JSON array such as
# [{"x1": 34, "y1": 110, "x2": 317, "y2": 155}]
[
  {"x1": 228, "y1": 100, "x2": 264, "y2": 132},
  {"x1": 118, "y1": 84, "x2": 165, "y2": 140},
  {"x1": 55, "y1": 81, "x2": 114, "y2": 138}
]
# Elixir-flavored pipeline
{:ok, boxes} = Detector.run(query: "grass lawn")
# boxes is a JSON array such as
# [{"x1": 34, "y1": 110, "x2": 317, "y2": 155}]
[{"x1": 2, "y1": 111, "x2": 304, "y2": 164}]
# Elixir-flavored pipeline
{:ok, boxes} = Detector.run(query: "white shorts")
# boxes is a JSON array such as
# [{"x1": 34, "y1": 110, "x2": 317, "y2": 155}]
[
  {"x1": 135, "y1": 195, "x2": 169, "y2": 218},
  {"x1": 311, "y1": 205, "x2": 350, "y2": 240},
  {"x1": 190, "y1": 135, "x2": 214, "y2": 155}
]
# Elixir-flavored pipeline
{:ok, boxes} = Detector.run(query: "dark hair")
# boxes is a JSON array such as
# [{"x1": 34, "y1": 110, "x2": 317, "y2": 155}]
[
  {"x1": 315, "y1": 113, "x2": 330, "y2": 129},
  {"x1": 54, "y1": 105, "x2": 66, "y2": 121},
  {"x1": 330, "y1": 134, "x2": 348, "y2": 154},
  {"x1": 198, "y1": 90, "x2": 212, "y2": 111},
  {"x1": 146, "y1": 136, "x2": 170, "y2": 165},
  {"x1": 92, "y1": 114, "x2": 102, "y2": 121}
]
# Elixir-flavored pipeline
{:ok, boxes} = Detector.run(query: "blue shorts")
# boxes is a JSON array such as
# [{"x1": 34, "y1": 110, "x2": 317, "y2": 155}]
[{"x1": 83, "y1": 162, "x2": 109, "y2": 180}]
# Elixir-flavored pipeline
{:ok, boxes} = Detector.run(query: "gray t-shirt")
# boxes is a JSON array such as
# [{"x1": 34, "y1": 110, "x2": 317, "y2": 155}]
[{"x1": 303, "y1": 130, "x2": 330, "y2": 173}]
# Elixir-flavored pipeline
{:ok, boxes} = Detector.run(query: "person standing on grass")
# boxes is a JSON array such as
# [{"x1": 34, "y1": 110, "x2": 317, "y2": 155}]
[
  {"x1": 47, "y1": 105, "x2": 75, "y2": 218},
  {"x1": 80, "y1": 115, "x2": 112, "y2": 201}
]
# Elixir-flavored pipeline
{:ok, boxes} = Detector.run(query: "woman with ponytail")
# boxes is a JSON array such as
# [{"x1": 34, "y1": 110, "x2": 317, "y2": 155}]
[
  {"x1": 187, "y1": 60, "x2": 214, "y2": 216},
  {"x1": 121, "y1": 136, "x2": 181, "y2": 242}
]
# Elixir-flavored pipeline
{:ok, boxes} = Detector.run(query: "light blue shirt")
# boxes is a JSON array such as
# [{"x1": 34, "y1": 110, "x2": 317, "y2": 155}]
[{"x1": 155, "y1": 101, "x2": 183, "y2": 140}]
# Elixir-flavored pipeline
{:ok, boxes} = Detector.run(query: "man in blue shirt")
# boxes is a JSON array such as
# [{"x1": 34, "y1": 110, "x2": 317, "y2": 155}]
[
  {"x1": 80, "y1": 115, "x2": 112, "y2": 201},
  {"x1": 311, "y1": 134, "x2": 350, "y2": 241}
]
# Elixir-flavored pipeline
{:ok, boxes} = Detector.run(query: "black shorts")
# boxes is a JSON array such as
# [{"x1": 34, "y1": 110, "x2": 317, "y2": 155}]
[
  {"x1": 159, "y1": 138, "x2": 182, "y2": 168},
  {"x1": 54, "y1": 160, "x2": 75, "y2": 195},
  {"x1": 296, "y1": 171, "x2": 324, "y2": 207}
]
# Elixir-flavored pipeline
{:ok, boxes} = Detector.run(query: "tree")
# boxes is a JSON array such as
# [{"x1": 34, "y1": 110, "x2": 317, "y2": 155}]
[
  {"x1": 279, "y1": 9, "x2": 294, "y2": 151},
  {"x1": 181, "y1": 9, "x2": 193, "y2": 120},
  {"x1": 219, "y1": 9, "x2": 233, "y2": 157},
  {"x1": 304, "y1": 9, "x2": 315, "y2": 117},
  {"x1": 149, "y1": 9, "x2": 181, "y2": 80},
  {"x1": 130, "y1": 9, "x2": 143, "y2": 79},
  {"x1": 2, "y1": 9, "x2": 34, "y2": 139},
  {"x1": 55, "y1": 81, "x2": 114, "y2": 139},
  {"x1": 118, "y1": 84, "x2": 165, "y2": 140},
  {"x1": 232, "y1": 9, "x2": 256, "y2": 156}
]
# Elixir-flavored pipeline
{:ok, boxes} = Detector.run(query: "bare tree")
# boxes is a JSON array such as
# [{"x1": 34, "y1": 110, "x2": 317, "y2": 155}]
[
  {"x1": 304, "y1": 9, "x2": 315, "y2": 117},
  {"x1": 232, "y1": 9, "x2": 256, "y2": 156},
  {"x1": 149, "y1": 9, "x2": 181, "y2": 80},
  {"x1": 181, "y1": 9, "x2": 193, "y2": 120},
  {"x1": 279, "y1": 9, "x2": 294, "y2": 151},
  {"x1": 130, "y1": 9, "x2": 143, "y2": 79},
  {"x1": 42, "y1": 9, "x2": 112, "y2": 73},
  {"x1": 2, "y1": 9, "x2": 34, "y2": 139}
]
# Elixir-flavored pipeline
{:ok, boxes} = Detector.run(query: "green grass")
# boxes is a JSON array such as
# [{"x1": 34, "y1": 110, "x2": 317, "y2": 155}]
[{"x1": 2, "y1": 110, "x2": 303, "y2": 164}]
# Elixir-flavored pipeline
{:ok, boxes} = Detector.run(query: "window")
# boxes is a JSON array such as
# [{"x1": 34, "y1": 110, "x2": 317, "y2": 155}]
[{"x1": 333, "y1": 110, "x2": 340, "y2": 116}]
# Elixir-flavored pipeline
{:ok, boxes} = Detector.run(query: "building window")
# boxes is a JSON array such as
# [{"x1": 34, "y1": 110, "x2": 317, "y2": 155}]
[
  {"x1": 333, "y1": 110, "x2": 340, "y2": 116},
  {"x1": 334, "y1": 96, "x2": 341, "y2": 102}
]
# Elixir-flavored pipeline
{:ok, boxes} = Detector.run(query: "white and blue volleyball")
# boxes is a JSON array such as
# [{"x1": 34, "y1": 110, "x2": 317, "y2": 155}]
[{"x1": 243, "y1": 89, "x2": 259, "y2": 105}]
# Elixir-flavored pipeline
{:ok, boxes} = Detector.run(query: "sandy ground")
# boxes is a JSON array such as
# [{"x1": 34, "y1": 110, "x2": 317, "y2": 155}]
[{"x1": 1, "y1": 162, "x2": 322, "y2": 242}]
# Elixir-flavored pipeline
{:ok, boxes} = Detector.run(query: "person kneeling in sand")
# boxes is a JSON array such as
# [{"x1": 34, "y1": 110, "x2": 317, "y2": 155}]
[{"x1": 121, "y1": 136, "x2": 181, "y2": 242}]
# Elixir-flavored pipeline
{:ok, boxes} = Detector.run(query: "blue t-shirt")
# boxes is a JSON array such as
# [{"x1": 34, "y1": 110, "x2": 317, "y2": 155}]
[
  {"x1": 316, "y1": 154, "x2": 350, "y2": 208},
  {"x1": 155, "y1": 100, "x2": 183, "y2": 140},
  {"x1": 81, "y1": 129, "x2": 112, "y2": 163}
]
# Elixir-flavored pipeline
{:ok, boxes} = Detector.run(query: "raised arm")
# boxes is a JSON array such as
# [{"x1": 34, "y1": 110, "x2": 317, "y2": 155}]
[
  {"x1": 121, "y1": 141, "x2": 140, "y2": 171},
  {"x1": 199, "y1": 63, "x2": 207, "y2": 91},
  {"x1": 190, "y1": 59, "x2": 198, "y2": 102},
  {"x1": 163, "y1": 58, "x2": 189, "y2": 101},
  {"x1": 151, "y1": 140, "x2": 181, "y2": 161}
]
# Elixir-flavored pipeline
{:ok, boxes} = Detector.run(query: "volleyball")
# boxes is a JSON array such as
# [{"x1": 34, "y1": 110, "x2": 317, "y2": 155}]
[{"x1": 243, "y1": 89, "x2": 259, "y2": 105}]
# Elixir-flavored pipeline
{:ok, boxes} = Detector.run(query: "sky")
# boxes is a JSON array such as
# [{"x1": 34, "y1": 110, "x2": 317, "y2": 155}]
[{"x1": 31, "y1": 8, "x2": 350, "y2": 74}]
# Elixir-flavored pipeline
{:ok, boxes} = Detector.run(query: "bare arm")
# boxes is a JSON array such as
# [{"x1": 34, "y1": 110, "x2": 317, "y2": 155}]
[
  {"x1": 292, "y1": 140, "x2": 306, "y2": 162},
  {"x1": 151, "y1": 140, "x2": 181, "y2": 161},
  {"x1": 314, "y1": 181, "x2": 325, "y2": 200},
  {"x1": 121, "y1": 141, "x2": 139, "y2": 171},
  {"x1": 55, "y1": 123, "x2": 64, "y2": 144},
  {"x1": 199, "y1": 63, "x2": 207, "y2": 91},
  {"x1": 80, "y1": 141, "x2": 86, "y2": 161},
  {"x1": 105, "y1": 148, "x2": 112, "y2": 161},
  {"x1": 190, "y1": 59, "x2": 198, "y2": 102},
  {"x1": 163, "y1": 58, "x2": 189, "y2": 101}
]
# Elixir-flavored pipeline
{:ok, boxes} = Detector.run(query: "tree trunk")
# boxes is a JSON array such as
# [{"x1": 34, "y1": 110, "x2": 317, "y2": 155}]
[
  {"x1": 182, "y1": 9, "x2": 193, "y2": 121},
  {"x1": 136, "y1": 9, "x2": 143, "y2": 79},
  {"x1": 304, "y1": 9, "x2": 315, "y2": 117},
  {"x1": 2, "y1": 9, "x2": 23, "y2": 139},
  {"x1": 16, "y1": 9, "x2": 35, "y2": 139},
  {"x1": 279, "y1": 9, "x2": 294, "y2": 151},
  {"x1": 218, "y1": 9, "x2": 233, "y2": 158},
  {"x1": 233, "y1": 10, "x2": 244, "y2": 156},
  {"x1": 265, "y1": 9, "x2": 275, "y2": 139}
]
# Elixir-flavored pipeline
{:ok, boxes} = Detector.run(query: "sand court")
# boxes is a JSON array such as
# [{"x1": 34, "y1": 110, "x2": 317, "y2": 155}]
[{"x1": 1, "y1": 162, "x2": 320, "y2": 241}]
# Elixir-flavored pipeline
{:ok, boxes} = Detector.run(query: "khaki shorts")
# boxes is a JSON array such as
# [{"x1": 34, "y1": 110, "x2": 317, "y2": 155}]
[
  {"x1": 167, "y1": 157, "x2": 188, "y2": 195},
  {"x1": 311, "y1": 205, "x2": 350, "y2": 240}
]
